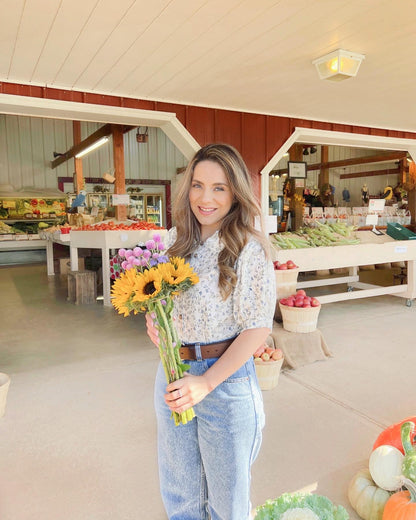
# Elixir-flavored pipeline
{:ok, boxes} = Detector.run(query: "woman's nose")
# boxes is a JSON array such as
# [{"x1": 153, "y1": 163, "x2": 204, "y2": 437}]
[{"x1": 200, "y1": 188, "x2": 214, "y2": 203}]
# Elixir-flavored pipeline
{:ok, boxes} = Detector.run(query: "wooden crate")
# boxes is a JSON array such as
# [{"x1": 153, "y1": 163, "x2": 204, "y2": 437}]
[{"x1": 67, "y1": 270, "x2": 97, "y2": 305}]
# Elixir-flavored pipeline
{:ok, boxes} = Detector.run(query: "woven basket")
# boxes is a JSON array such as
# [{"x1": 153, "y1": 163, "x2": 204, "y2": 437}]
[
  {"x1": 254, "y1": 357, "x2": 284, "y2": 390},
  {"x1": 0, "y1": 373, "x2": 11, "y2": 418},
  {"x1": 275, "y1": 268, "x2": 299, "y2": 299},
  {"x1": 279, "y1": 303, "x2": 320, "y2": 333}
]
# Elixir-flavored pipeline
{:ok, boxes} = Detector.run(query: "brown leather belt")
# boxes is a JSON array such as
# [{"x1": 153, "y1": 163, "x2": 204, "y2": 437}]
[{"x1": 179, "y1": 337, "x2": 236, "y2": 360}]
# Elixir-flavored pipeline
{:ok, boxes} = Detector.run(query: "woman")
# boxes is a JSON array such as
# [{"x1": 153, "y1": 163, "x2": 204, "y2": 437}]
[{"x1": 146, "y1": 143, "x2": 276, "y2": 520}]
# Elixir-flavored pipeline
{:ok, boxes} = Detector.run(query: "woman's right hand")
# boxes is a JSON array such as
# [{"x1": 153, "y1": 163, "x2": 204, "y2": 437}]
[{"x1": 145, "y1": 312, "x2": 160, "y2": 347}]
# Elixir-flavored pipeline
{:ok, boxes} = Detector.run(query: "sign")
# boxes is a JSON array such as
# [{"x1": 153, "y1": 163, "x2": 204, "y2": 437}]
[
  {"x1": 112, "y1": 194, "x2": 130, "y2": 206},
  {"x1": 369, "y1": 199, "x2": 386, "y2": 212},
  {"x1": 288, "y1": 161, "x2": 307, "y2": 178}
]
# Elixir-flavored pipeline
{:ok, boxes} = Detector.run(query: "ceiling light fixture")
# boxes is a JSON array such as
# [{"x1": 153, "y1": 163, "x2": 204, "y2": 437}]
[
  {"x1": 310, "y1": 146, "x2": 317, "y2": 154},
  {"x1": 303, "y1": 148, "x2": 309, "y2": 156},
  {"x1": 75, "y1": 136, "x2": 109, "y2": 158},
  {"x1": 312, "y1": 49, "x2": 365, "y2": 81}
]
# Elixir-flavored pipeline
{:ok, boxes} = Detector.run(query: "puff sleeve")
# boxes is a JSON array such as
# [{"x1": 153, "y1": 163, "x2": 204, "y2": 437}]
[{"x1": 232, "y1": 239, "x2": 276, "y2": 332}]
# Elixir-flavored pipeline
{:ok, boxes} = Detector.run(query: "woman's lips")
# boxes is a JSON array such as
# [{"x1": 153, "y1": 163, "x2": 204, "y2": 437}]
[{"x1": 198, "y1": 206, "x2": 216, "y2": 215}]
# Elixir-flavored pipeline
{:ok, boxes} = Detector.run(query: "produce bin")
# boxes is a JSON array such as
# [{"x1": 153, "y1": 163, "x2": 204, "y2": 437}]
[
  {"x1": 386, "y1": 222, "x2": 416, "y2": 241},
  {"x1": 279, "y1": 303, "x2": 321, "y2": 333},
  {"x1": 254, "y1": 358, "x2": 284, "y2": 390}
]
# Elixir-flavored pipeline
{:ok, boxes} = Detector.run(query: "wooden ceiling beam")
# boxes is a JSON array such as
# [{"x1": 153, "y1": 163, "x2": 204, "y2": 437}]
[
  {"x1": 340, "y1": 167, "x2": 401, "y2": 179},
  {"x1": 271, "y1": 151, "x2": 408, "y2": 176},
  {"x1": 51, "y1": 124, "x2": 135, "y2": 169}
]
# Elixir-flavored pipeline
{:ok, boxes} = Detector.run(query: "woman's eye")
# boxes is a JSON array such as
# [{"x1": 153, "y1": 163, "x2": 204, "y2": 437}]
[
  {"x1": 191, "y1": 183, "x2": 201, "y2": 189},
  {"x1": 214, "y1": 186, "x2": 225, "y2": 191}
]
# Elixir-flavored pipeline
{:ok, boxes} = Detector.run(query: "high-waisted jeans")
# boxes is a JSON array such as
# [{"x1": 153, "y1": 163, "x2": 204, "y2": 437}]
[{"x1": 154, "y1": 356, "x2": 265, "y2": 520}]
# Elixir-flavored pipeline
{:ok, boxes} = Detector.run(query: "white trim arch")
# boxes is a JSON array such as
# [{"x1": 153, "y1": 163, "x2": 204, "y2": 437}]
[
  {"x1": 0, "y1": 93, "x2": 200, "y2": 160},
  {"x1": 261, "y1": 127, "x2": 416, "y2": 213}
]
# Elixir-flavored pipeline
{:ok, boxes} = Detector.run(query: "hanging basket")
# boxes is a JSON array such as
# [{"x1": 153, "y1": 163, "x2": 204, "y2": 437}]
[
  {"x1": 0, "y1": 373, "x2": 11, "y2": 418},
  {"x1": 279, "y1": 303, "x2": 321, "y2": 333},
  {"x1": 254, "y1": 358, "x2": 284, "y2": 390}
]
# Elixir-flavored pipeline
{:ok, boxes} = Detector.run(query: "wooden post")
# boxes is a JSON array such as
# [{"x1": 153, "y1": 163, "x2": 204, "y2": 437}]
[
  {"x1": 288, "y1": 143, "x2": 304, "y2": 231},
  {"x1": 73, "y1": 121, "x2": 84, "y2": 193},
  {"x1": 407, "y1": 161, "x2": 416, "y2": 227},
  {"x1": 112, "y1": 125, "x2": 127, "y2": 221},
  {"x1": 319, "y1": 145, "x2": 329, "y2": 189}
]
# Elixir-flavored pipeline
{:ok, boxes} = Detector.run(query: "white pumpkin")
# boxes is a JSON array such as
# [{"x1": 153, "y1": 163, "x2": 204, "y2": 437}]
[
  {"x1": 348, "y1": 468, "x2": 391, "y2": 520},
  {"x1": 369, "y1": 445, "x2": 404, "y2": 491},
  {"x1": 280, "y1": 508, "x2": 320, "y2": 520}
]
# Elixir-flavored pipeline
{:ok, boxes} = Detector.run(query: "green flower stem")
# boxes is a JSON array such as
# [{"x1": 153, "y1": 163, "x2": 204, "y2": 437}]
[{"x1": 152, "y1": 299, "x2": 195, "y2": 426}]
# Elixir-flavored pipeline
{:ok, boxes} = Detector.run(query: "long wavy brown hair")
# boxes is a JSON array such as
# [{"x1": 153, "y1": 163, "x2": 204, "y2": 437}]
[{"x1": 168, "y1": 143, "x2": 270, "y2": 299}]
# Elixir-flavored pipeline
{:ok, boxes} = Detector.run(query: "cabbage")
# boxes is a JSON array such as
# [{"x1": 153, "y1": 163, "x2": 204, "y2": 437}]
[{"x1": 254, "y1": 493, "x2": 349, "y2": 520}]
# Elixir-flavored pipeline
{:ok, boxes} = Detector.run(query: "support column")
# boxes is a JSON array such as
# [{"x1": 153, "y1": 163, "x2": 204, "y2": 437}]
[
  {"x1": 73, "y1": 121, "x2": 84, "y2": 194},
  {"x1": 407, "y1": 161, "x2": 416, "y2": 227},
  {"x1": 288, "y1": 143, "x2": 304, "y2": 231},
  {"x1": 112, "y1": 125, "x2": 127, "y2": 221},
  {"x1": 319, "y1": 145, "x2": 329, "y2": 189}
]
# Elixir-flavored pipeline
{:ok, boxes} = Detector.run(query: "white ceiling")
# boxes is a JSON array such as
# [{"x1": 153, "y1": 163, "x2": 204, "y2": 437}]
[{"x1": 2, "y1": 0, "x2": 416, "y2": 133}]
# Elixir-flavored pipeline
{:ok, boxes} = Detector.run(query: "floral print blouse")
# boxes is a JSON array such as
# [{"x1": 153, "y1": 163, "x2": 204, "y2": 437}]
[{"x1": 167, "y1": 228, "x2": 276, "y2": 344}]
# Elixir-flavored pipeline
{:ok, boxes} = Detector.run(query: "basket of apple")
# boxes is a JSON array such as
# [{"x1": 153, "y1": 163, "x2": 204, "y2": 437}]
[
  {"x1": 253, "y1": 344, "x2": 284, "y2": 390},
  {"x1": 279, "y1": 290, "x2": 321, "y2": 333},
  {"x1": 273, "y1": 260, "x2": 299, "y2": 299}
]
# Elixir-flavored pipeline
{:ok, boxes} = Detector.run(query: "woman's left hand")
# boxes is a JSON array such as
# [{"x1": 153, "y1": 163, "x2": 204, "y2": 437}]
[{"x1": 165, "y1": 374, "x2": 210, "y2": 414}]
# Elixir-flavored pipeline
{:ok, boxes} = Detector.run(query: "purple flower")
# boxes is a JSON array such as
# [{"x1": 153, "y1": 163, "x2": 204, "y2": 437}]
[
  {"x1": 149, "y1": 258, "x2": 158, "y2": 267},
  {"x1": 133, "y1": 246, "x2": 143, "y2": 257},
  {"x1": 157, "y1": 242, "x2": 166, "y2": 251},
  {"x1": 140, "y1": 258, "x2": 149, "y2": 267},
  {"x1": 153, "y1": 233, "x2": 161, "y2": 243},
  {"x1": 157, "y1": 255, "x2": 169, "y2": 263},
  {"x1": 152, "y1": 252, "x2": 160, "y2": 259},
  {"x1": 132, "y1": 258, "x2": 141, "y2": 266},
  {"x1": 121, "y1": 260, "x2": 128, "y2": 270},
  {"x1": 125, "y1": 249, "x2": 134, "y2": 258},
  {"x1": 142, "y1": 250, "x2": 151, "y2": 260},
  {"x1": 118, "y1": 248, "x2": 126, "y2": 257},
  {"x1": 145, "y1": 239, "x2": 156, "y2": 250},
  {"x1": 160, "y1": 299, "x2": 166, "y2": 306}
]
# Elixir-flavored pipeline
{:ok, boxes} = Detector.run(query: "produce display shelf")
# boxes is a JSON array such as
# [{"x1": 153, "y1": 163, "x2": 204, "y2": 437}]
[
  {"x1": 272, "y1": 230, "x2": 416, "y2": 306},
  {"x1": 46, "y1": 228, "x2": 167, "y2": 307}
]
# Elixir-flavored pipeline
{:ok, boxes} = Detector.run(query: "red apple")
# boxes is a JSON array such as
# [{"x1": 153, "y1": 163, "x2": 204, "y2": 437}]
[
  {"x1": 261, "y1": 352, "x2": 270, "y2": 361},
  {"x1": 296, "y1": 289, "x2": 306, "y2": 297},
  {"x1": 311, "y1": 298, "x2": 320, "y2": 307},
  {"x1": 271, "y1": 348, "x2": 284, "y2": 360}
]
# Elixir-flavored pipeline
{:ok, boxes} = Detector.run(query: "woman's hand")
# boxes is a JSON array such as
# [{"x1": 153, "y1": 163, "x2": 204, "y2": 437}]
[
  {"x1": 165, "y1": 374, "x2": 210, "y2": 415},
  {"x1": 145, "y1": 312, "x2": 159, "y2": 347}
]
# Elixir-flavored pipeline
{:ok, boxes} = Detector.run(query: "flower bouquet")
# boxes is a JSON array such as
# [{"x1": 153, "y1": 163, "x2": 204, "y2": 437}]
[{"x1": 111, "y1": 234, "x2": 199, "y2": 425}]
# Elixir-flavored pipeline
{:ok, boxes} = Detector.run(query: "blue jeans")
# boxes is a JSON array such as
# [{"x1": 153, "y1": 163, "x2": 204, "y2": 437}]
[{"x1": 154, "y1": 356, "x2": 265, "y2": 520}]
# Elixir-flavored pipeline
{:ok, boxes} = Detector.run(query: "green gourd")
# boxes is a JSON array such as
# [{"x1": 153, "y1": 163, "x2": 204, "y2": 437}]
[{"x1": 401, "y1": 421, "x2": 416, "y2": 482}]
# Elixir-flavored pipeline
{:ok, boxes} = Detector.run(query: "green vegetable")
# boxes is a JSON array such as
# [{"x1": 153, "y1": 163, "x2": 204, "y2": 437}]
[
  {"x1": 255, "y1": 492, "x2": 349, "y2": 520},
  {"x1": 401, "y1": 421, "x2": 416, "y2": 482}
]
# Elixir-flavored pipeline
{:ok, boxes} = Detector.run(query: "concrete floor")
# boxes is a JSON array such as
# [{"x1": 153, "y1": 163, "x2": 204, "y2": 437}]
[{"x1": 0, "y1": 263, "x2": 415, "y2": 520}]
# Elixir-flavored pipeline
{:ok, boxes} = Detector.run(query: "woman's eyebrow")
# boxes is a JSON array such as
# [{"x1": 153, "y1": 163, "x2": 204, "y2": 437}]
[{"x1": 192, "y1": 178, "x2": 228, "y2": 187}]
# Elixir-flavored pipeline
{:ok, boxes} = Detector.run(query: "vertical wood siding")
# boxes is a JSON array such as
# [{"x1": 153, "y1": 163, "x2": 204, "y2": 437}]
[{"x1": 0, "y1": 115, "x2": 187, "y2": 192}]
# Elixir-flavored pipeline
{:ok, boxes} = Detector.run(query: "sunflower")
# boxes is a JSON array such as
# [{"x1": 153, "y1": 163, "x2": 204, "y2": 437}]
[
  {"x1": 160, "y1": 257, "x2": 199, "y2": 287},
  {"x1": 132, "y1": 267, "x2": 163, "y2": 304},
  {"x1": 111, "y1": 268, "x2": 141, "y2": 316}
]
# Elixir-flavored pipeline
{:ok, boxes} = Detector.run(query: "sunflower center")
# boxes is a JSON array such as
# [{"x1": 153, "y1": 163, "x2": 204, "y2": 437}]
[{"x1": 144, "y1": 281, "x2": 157, "y2": 295}]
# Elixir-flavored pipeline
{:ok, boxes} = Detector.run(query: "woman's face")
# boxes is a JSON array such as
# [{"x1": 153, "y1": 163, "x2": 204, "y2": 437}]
[{"x1": 189, "y1": 160, "x2": 233, "y2": 239}]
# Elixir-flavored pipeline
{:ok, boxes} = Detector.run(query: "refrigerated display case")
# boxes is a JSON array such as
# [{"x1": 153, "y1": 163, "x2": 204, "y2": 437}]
[{"x1": 129, "y1": 193, "x2": 164, "y2": 227}]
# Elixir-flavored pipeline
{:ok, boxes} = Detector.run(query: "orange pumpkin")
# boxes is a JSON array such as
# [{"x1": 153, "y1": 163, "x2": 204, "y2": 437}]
[
  {"x1": 382, "y1": 478, "x2": 416, "y2": 520},
  {"x1": 374, "y1": 417, "x2": 416, "y2": 455}
]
